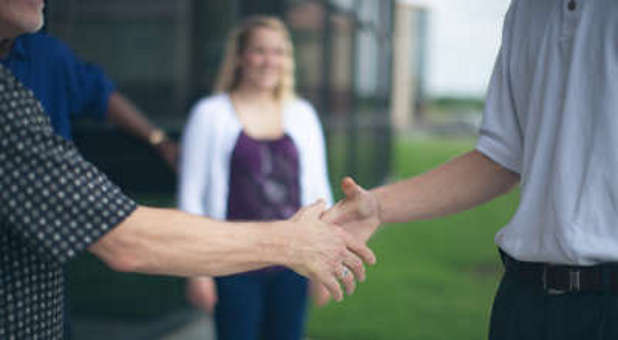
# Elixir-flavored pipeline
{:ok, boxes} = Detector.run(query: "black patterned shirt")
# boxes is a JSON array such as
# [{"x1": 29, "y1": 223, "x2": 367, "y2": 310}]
[{"x1": 0, "y1": 65, "x2": 137, "y2": 339}]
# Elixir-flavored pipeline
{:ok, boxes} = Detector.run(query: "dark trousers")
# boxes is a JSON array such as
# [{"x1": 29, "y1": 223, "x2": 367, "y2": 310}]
[
  {"x1": 490, "y1": 257, "x2": 618, "y2": 340},
  {"x1": 214, "y1": 268, "x2": 308, "y2": 340}
]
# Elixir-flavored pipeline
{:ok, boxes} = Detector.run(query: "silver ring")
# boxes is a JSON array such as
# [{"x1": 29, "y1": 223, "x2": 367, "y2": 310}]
[{"x1": 341, "y1": 267, "x2": 350, "y2": 278}]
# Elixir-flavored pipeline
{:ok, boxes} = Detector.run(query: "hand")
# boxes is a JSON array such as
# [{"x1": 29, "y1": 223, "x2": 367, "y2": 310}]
[
  {"x1": 310, "y1": 280, "x2": 333, "y2": 307},
  {"x1": 282, "y1": 200, "x2": 376, "y2": 302},
  {"x1": 322, "y1": 177, "x2": 382, "y2": 243},
  {"x1": 156, "y1": 140, "x2": 179, "y2": 172},
  {"x1": 186, "y1": 277, "x2": 217, "y2": 314},
  {"x1": 310, "y1": 178, "x2": 381, "y2": 306}
]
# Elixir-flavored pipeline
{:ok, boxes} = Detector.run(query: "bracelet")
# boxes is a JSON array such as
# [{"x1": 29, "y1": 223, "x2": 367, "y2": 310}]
[{"x1": 148, "y1": 129, "x2": 168, "y2": 146}]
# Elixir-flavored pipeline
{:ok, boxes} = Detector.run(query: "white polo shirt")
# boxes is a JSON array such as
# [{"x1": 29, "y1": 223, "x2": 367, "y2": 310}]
[{"x1": 477, "y1": 0, "x2": 618, "y2": 265}]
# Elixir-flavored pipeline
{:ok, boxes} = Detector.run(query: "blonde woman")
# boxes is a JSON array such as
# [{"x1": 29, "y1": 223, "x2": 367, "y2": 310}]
[{"x1": 178, "y1": 16, "x2": 333, "y2": 340}]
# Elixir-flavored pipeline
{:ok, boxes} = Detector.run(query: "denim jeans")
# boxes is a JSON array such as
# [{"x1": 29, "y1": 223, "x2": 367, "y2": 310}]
[{"x1": 214, "y1": 268, "x2": 308, "y2": 340}]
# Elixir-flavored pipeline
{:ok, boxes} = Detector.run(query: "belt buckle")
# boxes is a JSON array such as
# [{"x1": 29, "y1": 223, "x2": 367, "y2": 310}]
[
  {"x1": 569, "y1": 269, "x2": 581, "y2": 292},
  {"x1": 543, "y1": 266, "x2": 579, "y2": 295}
]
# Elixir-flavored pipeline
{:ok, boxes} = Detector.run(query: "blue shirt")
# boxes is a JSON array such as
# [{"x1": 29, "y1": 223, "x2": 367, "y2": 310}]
[{"x1": 0, "y1": 32, "x2": 115, "y2": 140}]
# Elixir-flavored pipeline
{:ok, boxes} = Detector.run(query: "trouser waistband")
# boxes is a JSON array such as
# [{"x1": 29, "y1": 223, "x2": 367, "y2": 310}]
[{"x1": 499, "y1": 249, "x2": 618, "y2": 294}]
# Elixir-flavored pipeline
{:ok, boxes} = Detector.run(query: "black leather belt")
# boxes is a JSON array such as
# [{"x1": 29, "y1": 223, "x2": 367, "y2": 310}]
[{"x1": 500, "y1": 250, "x2": 618, "y2": 295}]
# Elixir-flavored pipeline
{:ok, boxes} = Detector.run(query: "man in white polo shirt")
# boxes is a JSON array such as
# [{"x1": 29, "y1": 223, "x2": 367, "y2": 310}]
[{"x1": 323, "y1": 0, "x2": 618, "y2": 338}]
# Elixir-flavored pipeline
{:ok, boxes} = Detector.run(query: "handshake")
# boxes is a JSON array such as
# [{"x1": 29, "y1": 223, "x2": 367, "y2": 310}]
[{"x1": 186, "y1": 177, "x2": 382, "y2": 312}]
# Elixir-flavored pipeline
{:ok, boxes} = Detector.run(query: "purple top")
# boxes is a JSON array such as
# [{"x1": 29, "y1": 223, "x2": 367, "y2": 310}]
[{"x1": 226, "y1": 131, "x2": 301, "y2": 222}]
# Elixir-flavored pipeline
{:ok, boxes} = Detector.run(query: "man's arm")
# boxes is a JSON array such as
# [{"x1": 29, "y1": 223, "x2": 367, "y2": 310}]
[
  {"x1": 89, "y1": 202, "x2": 376, "y2": 302},
  {"x1": 106, "y1": 92, "x2": 179, "y2": 170},
  {"x1": 310, "y1": 150, "x2": 518, "y2": 305},
  {"x1": 51, "y1": 35, "x2": 179, "y2": 169},
  {"x1": 375, "y1": 150, "x2": 519, "y2": 223},
  {"x1": 323, "y1": 150, "x2": 520, "y2": 241},
  {"x1": 0, "y1": 72, "x2": 373, "y2": 303}
]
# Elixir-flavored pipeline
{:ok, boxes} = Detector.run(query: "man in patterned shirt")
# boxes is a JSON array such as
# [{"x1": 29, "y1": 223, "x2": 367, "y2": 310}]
[{"x1": 0, "y1": 2, "x2": 375, "y2": 339}]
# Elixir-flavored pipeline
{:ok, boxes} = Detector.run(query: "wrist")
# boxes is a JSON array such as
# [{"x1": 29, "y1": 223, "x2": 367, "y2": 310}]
[
  {"x1": 260, "y1": 221, "x2": 294, "y2": 267},
  {"x1": 370, "y1": 188, "x2": 386, "y2": 225}
]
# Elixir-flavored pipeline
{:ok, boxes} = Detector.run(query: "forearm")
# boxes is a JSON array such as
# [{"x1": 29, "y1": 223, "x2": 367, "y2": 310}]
[
  {"x1": 90, "y1": 206, "x2": 288, "y2": 277},
  {"x1": 373, "y1": 150, "x2": 519, "y2": 224},
  {"x1": 106, "y1": 92, "x2": 163, "y2": 143}
]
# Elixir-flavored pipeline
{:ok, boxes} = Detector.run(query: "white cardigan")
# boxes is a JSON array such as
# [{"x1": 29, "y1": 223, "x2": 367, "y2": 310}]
[{"x1": 178, "y1": 94, "x2": 333, "y2": 219}]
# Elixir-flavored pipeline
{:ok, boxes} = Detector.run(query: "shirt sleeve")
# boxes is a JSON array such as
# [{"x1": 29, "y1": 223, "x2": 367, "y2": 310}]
[
  {"x1": 476, "y1": 0, "x2": 523, "y2": 174},
  {"x1": 302, "y1": 102, "x2": 334, "y2": 206},
  {"x1": 178, "y1": 100, "x2": 214, "y2": 216},
  {"x1": 57, "y1": 40, "x2": 116, "y2": 121},
  {"x1": 0, "y1": 66, "x2": 136, "y2": 266}
]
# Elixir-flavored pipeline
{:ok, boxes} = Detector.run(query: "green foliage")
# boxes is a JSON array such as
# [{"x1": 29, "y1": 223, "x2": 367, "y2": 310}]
[
  {"x1": 326, "y1": 128, "x2": 391, "y2": 200},
  {"x1": 429, "y1": 97, "x2": 485, "y2": 113},
  {"x1": 307, "y1": 136, "x2": 520, "y2": 340}
]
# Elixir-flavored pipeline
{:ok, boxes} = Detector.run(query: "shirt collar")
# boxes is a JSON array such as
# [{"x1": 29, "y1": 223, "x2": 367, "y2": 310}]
[{"x1": 9, "y1": 36, "x2": 27, "y2": 60}]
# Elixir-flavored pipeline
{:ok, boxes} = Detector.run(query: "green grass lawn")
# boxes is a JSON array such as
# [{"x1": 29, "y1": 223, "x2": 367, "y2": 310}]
[{"x1": 307, "y1": 136, "x2": 520, "y2": 340}]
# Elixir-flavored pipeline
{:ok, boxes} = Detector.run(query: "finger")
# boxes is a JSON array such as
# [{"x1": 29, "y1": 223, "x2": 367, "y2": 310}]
[
  {"x1": 342, "y1": 230, "x2": 377, "y2": 265},
  {"x1": 316, "y1": 273, "x2": 344, "y2": 302},
  {"x1": 320, "y1": 178, "x2": 365, "y2": 224},
  {"x1": 206, "y1": 289, "x2": 218, "y2": 314},
  {"x1": 336, "y1": 265, "x2": 357, "y2": 295},
  {"x1": 310, "y1": 281, "x2": 332, "y2": 307},
  {"x1": 189, "y1": 279, "x2": 217, "y2": 314},
  {"x1": 344, "y1": 178, "x2": 377, "y2": 221},
  {"x1": 188, "y1": 289, "x2": 210, "y2": 312},
  {"x1": 342, "y1": 176, "x2": 363, "y2": 199},
  {"x1": 342, "y1": 250, "x2": 366, "y2": 282},
  {"x1": 204, "y1": 297, "x2": 215, "y2": 314}
]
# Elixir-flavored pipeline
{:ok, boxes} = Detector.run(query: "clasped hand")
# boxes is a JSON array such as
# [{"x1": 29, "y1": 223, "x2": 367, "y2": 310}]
[
  {"x1": 308, "y1": 176, "x2": 382, "y2": 305},
  {"x1": 187, "y1": 177, "x2": 382, "y2": 312}
]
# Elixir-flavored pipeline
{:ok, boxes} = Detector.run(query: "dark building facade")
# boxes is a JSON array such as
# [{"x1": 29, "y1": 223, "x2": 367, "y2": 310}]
[{"x1": 47, "y1": 0, "x2": 393, "y2": 195}]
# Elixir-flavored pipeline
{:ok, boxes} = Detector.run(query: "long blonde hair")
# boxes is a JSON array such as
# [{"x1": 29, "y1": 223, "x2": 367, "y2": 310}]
[{"x1": 214, "y1": 16, "x2": 296, "y2": 103}]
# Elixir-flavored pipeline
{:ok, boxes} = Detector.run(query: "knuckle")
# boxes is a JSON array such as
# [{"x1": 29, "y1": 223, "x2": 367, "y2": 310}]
[{"x1": 348, "y1": 237, "x2": 361, "y2": 249}]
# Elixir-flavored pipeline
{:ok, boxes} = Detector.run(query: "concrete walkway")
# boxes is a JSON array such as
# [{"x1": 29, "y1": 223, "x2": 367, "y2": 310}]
[
  {"x1": 74, "y1": 313, "x2": 313, "y2": 340},
  {"x1": 160, "y1": 315, "x2": 214, "y2": 340},
  {"x1": 71, "y1": 311, "x2": 214, "y2": 340}
]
